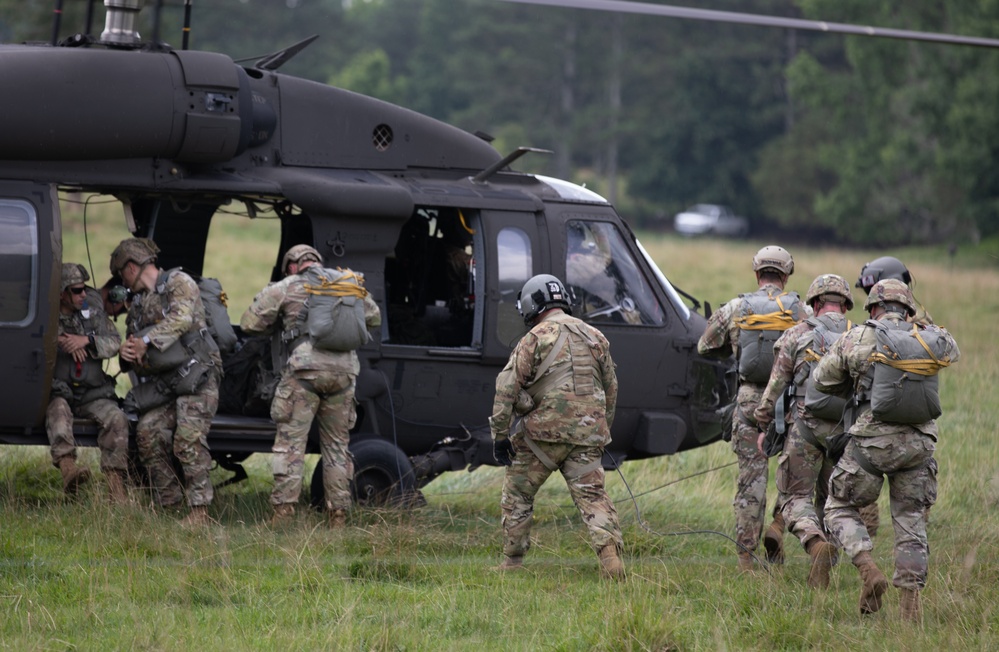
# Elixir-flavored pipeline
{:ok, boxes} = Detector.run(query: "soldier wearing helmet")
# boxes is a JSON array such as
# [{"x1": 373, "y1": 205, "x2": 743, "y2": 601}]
[
  {"x1": 240, "y1": 244, "x2": 381, "y2": 527},
  {"x1": 46, "y1": 262, "x2": 130, "y2": 502},
  {"x1": 752, "y1": 274, "x2": 854, "y2": 587},
  {"x1": 489, "y1": 274, "x2": 624, "y2": 579},
  {"x1": 111, "y1": 237, "x2": 222, "y2": 527},
  {"x1": 697, "y1": 245, "x2": 804, "y2": 572},
  {"x1": 856, "y1": 256, "x2": 933, "y2": 325},
  {"x1": 812, "y1": 278, "x2": 959, "y2": 620}
]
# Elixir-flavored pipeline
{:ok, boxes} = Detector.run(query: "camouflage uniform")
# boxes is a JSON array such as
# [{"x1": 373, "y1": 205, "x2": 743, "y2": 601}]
[
  {"x1": 755, "y1": 314, "x2": 849, "y2": 549},
  {"x1": 48, "y1": 285, "x2": 129, "y2": 473},
  {"x1": 698, "y1": 283, "x2": 801, "y2": 556},
  {"x1": 240, "y1": 270, "x2": 381, "y2": 511},
  {"x1": 489, "y1": 310, "x2": 621, "y2": 559},
  {"x1": 812, "y1": 314, "x2": 959, "y2": 591},
  {"x1": 127, "y1": 270, "x2": 221, "y2": 507}
]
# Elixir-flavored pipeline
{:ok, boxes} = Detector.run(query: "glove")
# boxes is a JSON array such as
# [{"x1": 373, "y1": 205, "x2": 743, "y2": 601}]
[{"x1": 493, "y1": 438, "x2": 515, "y2": 466}]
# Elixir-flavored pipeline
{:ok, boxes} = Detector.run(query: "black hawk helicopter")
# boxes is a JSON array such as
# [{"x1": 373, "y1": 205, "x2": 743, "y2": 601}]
[{"x1": 0, "y1": 0, "x2": 993, "y2": 505}]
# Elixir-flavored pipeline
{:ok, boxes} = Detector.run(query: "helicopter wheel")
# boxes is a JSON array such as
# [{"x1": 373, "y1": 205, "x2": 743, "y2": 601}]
[{"x1": 310, "y1": 438, "x2": 417, "y2": 509}]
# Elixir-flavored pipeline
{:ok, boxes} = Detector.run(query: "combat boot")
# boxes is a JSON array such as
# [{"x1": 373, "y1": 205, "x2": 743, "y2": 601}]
[
  {"x1": 805, "y1": 538, "x2": 836, "y2": 589},
  {"x1": 58, "y1": 457, "x2": 91, "y2": 495},
  {"x1": 105, "y1": 470, "x2": 129, "y2": 505},
  {"x1": 899, "y1": 588, "x2": 922, "y2": 622},
  {"x1": 852, "y1": 551, "x2": 888, "y2": 614},
  {"x1": 327, "y1": 508, "x2": 348, "y2": 529},
  {"x1": 180, "y1": 505, "x2": 212, "y2": 528},
  {"x1": 737, "y1": 551, "x2": 755, "y2": 573},
  {"x1": 598, "y1": 544, "x2": 626, "y2": 581},
  {"x1": 269, "y1": 503, "x2": 295, "y2": 527},
  {"x1": 496, "y1": 555, "x2": 524, "y2": 571},
  {"x1": 763, "y1": 513, "x2": 786, "y2": 564}
]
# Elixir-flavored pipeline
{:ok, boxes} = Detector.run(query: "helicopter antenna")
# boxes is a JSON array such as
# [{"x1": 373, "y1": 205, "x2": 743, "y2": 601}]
[
  {"x1": 502, "y1": 0, "x2": 999, "y2": 49},
  {"x1": 182, "y1": 0, "x2": 193, "y2": 50},
  {"x1": 84, "y1": 0, "x2": 97, "y2": 38},
  {"x1": 471, "y1": 147, "x2": 553, "y2": 185},
  {"x1": 51, "y1": 0, "x2": 64, "y2": 46},
  {"x1": 249, "y1": 35, "x2": 320, "y2": 71},
  {"x1": 151, "y1": 0, "x2": 164, "y2": 46}
]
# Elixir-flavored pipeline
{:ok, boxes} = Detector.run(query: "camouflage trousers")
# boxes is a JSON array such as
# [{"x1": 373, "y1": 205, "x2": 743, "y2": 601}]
[
  {"x1": 135, "y1": 371, "x2": 219, "y2": 507},
  {"x1": 732, "y1": 383, "x2": 768, "y2": 553},
  {"x1": 774, "y1": 416, "x2": 840, "y2": 548},
  {"x1": 825, "y1": 433, "x2": 937, "y2": 590},
  {"x1": 500, "y1": 437, "x2": 622, "y2": 558},
  {"x1": 270, "y1": 369, "x2": 355, "y2": 511},
  {"x1": 46, "y1": 396, "x2": 129, "y2": 472}
]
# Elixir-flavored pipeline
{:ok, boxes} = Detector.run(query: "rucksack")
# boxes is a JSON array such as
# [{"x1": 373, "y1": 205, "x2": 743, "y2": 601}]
[
  {"x1": 302, "y1": 265, "x2": 371, "y2": 352},
  {"x1": 799, "y1": 314, "x2": 852, "y2": 421},
  {"x1": 159, "y1": 268, "x2": 238, "y2": 355},
  {"x1": 865, "y1": 319, "x2": 953, "y2": 424},
  {"x1": 734, "y1": 289, "x2": 802, "y2": 383}
]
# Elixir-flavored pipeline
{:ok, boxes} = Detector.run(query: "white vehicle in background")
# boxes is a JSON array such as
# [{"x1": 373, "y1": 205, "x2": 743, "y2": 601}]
[{"x1": 674, "y1": 204, "x2": 749, "y2": 237}]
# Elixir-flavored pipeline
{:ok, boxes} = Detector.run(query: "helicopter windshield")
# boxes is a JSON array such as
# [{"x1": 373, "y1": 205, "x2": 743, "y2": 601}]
[{"x1": 636, "y1": 239, "x2": 691, "y2": 321}]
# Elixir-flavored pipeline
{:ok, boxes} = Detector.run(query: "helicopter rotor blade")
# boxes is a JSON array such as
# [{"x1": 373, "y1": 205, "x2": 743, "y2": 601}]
[{"x1": 501, "y1": 0, "x2": 999, "y2": 50}]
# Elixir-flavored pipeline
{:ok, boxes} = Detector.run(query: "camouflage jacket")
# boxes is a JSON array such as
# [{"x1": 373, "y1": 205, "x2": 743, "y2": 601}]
[
  {"x1": 811, "y1": 314, "x2": 960, "y2": 440},
  {"x1": 697, "y1": 283, "x2": 789, "y2": 361},
  {"x1": 490, "y1": 310, "x2": 618, "y2": 447},
  {"x1": 240, "y1": 269, "x2": 381, "y2": 376},
  {"x1": 127, "y1": 269, "x2": 222, "y2": 368},
  {"x1": 754, "y1": 312, "x2": 850, "y2": 428},
  {"x1": 58, "y1": 287, "x2": 121, "y2": 360}
]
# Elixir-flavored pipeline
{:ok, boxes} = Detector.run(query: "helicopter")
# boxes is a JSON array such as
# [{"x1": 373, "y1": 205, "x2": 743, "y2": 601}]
[{"x1": 2, "y1": 1, "x2": 993, "y2": 507}]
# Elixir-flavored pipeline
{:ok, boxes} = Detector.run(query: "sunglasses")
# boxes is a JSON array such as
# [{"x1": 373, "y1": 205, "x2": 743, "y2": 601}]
[{"x1": 69, "y1": 286, "x2": 87, "y2": 295}]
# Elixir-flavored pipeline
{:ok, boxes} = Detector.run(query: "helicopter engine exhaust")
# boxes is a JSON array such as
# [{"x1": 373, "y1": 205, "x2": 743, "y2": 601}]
[{"x1": 101, "y1": 0, "x2": 144, "y2": 46}]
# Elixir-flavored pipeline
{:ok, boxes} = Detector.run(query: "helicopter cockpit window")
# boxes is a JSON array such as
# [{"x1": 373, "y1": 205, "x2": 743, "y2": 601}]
[
  {"x1": 0, "y1": 200, "x2": 38, "y2": 326},
  {"x1": 385, "y1": 206, "x2": 479, "y2": 347},
  {"x1": 565, "y1": 220, "x2": 664, "y2": 326},
  {"x1": 496, "y1": 227, "x2": 533, "y2": 345}
]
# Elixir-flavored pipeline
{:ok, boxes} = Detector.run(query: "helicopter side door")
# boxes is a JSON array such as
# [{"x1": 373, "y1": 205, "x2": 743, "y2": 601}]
[{"x1": 0, "y1": 182, "x2": 61, "y2": 434}]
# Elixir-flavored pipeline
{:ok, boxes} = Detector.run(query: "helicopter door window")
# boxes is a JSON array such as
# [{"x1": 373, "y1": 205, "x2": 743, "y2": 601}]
[
  {"x1": 496, "y1": 226, "x2": 532, "y2": 345},
  {"x1": 0, "y1": 200, "x2": 39, "y2": 326},
  {"x1": 385, "y1": 206, "x2": 479, "y2": 347},
  {"x1": 565, "y1": 220, "x2": 664, "y2": 326}
]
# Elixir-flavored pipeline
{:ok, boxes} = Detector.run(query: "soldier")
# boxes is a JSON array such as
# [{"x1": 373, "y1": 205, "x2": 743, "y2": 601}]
[
  {"x1": 47, "y1": 263, "x2": 130, "y2": 502},
  {"x1": 111, "y1": 237, "x2": 221, "y2": 527},
  {"x1": 753, "y1": 274, "x2": 854, "y2": 587},
  {"x1": 240, "y1": 245, "x2": 381, "y2": 527},
  {"x1": 489, "y1": 274, "x2": 624, "y2": 579},
  {"x1": 697, "y1": 245, "x2": 803, "y2": 571},
  {"x1": 812, "y1": 279, "x2": 959, "y2": 620}
]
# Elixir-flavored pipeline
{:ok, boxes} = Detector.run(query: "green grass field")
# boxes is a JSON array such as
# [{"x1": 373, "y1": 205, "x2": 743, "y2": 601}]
[{"x1": 1, "y1": 197, "x2": 997, "y2": 650}]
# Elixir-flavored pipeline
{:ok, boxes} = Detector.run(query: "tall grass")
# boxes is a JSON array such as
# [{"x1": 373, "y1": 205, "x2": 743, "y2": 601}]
[{"x1": 2, "y1": 199, "x2": 997, "y2": 649}]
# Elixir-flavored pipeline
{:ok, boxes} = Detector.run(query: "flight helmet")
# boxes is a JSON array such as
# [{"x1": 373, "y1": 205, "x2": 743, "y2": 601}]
[
  {"x1": 856, "y1": 256, "x2": 911, "y2": 293},
  {"x1": 517, "y1": 274, "x2": 572, "y2": 325}
]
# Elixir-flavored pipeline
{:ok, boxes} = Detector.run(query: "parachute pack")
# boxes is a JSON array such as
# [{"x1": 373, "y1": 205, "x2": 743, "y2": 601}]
[
  {"x1": 302, "y1": 265, "x2": 371, "y2": 352},
  {"x1": 734, "y1": 289, "x2": 802, "y2": 383},
  {"x1": 157, "y1": 268, "x2": 238, "y2": 355},
  {"x1": 799, "y1": 315, "x2": 852, "y2": 421},
  {"x1": 865, "y1": 319, "x2": 953, "y2": 424}
]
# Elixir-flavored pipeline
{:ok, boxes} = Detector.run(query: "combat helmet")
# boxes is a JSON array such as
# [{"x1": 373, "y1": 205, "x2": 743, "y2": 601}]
[
  {"x1": 109, "y1": 237, "x2": 159, "y2": 276},
  {"x1": 752, "y1": 245, "x2": 794, "y2": 276},
  {"x1": 856, "y1": 256, "x2": 912, "y2": 293},
  {"x1": 864, "y1": 279, "x2": 916, "y2": 317},
  {"x1": 517, "y1": 274, "x2": 572, "y2": 325},
  {"x1": 805, "y1": 273, "x2": 854, "y2": 310},
  {"x1": 281, "y1": 244, "x2": 322, "y2": 275},
  {"x1": 61, "y1": 262, "x2": 90, "y2": 292}
]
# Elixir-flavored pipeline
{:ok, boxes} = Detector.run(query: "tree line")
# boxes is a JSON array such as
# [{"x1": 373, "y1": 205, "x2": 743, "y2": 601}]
[{"x1": 4, "y1": 0, "x2": 998, "y2": 244}]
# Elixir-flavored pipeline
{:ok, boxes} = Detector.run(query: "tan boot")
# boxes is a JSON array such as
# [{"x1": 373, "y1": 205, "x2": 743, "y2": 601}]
[
  {"x1": 763, "y1": 513, "x2": 786, "y2": 564},
  {"x1": 496, "y1": 555, "x2": 524, "y2": 571},
  {"x1": 269, "y1": 503, "x2": 295, "y2": 527},
  {"x1": 737, "y1": 551, "x2": 755, "y2": 573},
  {"x1": 58, "y1": 457, "x2": 91, "y2": 495},
  {"x1": 598, "y1": 544, "x2": 626, "y2": 581},
  {"x1": 105, "y1": 470, "x2": 129, "y2": 505},
  {"x1": 180, "y1": 505, "x2": 212, "y2": 528},
  {"x1": 805, "y1": 538, "x2": 836, "y2": 589},
  {"x1": 853, "y1": 551, "x2": 888, "y2": 614},
  {"x1": 327, "y1": 508, "x2": 347, "y2": 529},
  {"x1": 899, "y1": 588, "x2": 922, "y2": 622}
]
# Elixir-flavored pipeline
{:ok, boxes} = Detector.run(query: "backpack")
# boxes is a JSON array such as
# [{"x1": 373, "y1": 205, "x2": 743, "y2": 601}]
[
  {"x1": 159, "y1": 268, "x2": 238, "y2": 355},
  {"x1": 734, "y1": 289, "x2": 802, "y2": 383},
  {"x1": 799, "y1": 315, "x2": 852, "y2": 421},
  {"x1": 866, "y1": 319, "x2": 953, "y2": 424},
  {"x1": 302, "y1": 265, "x2": 371, "y2": 352}
]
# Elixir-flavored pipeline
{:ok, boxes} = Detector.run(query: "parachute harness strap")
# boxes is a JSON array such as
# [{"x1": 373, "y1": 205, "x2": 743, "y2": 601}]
[
  {"x1": 735, "y1": 293, "x2": 798, "y2": 332},
  {"x1": 304, "y1": 269, "x2": 369, "y2": 299},
  {"x1": 868, "y1": 324, "x2": 951, "y2": 376}
]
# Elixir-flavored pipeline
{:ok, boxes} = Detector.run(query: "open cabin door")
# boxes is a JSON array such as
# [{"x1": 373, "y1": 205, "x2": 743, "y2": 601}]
[{"x1": 0, "y1": 182, "x2": 60, "y2": 432}]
